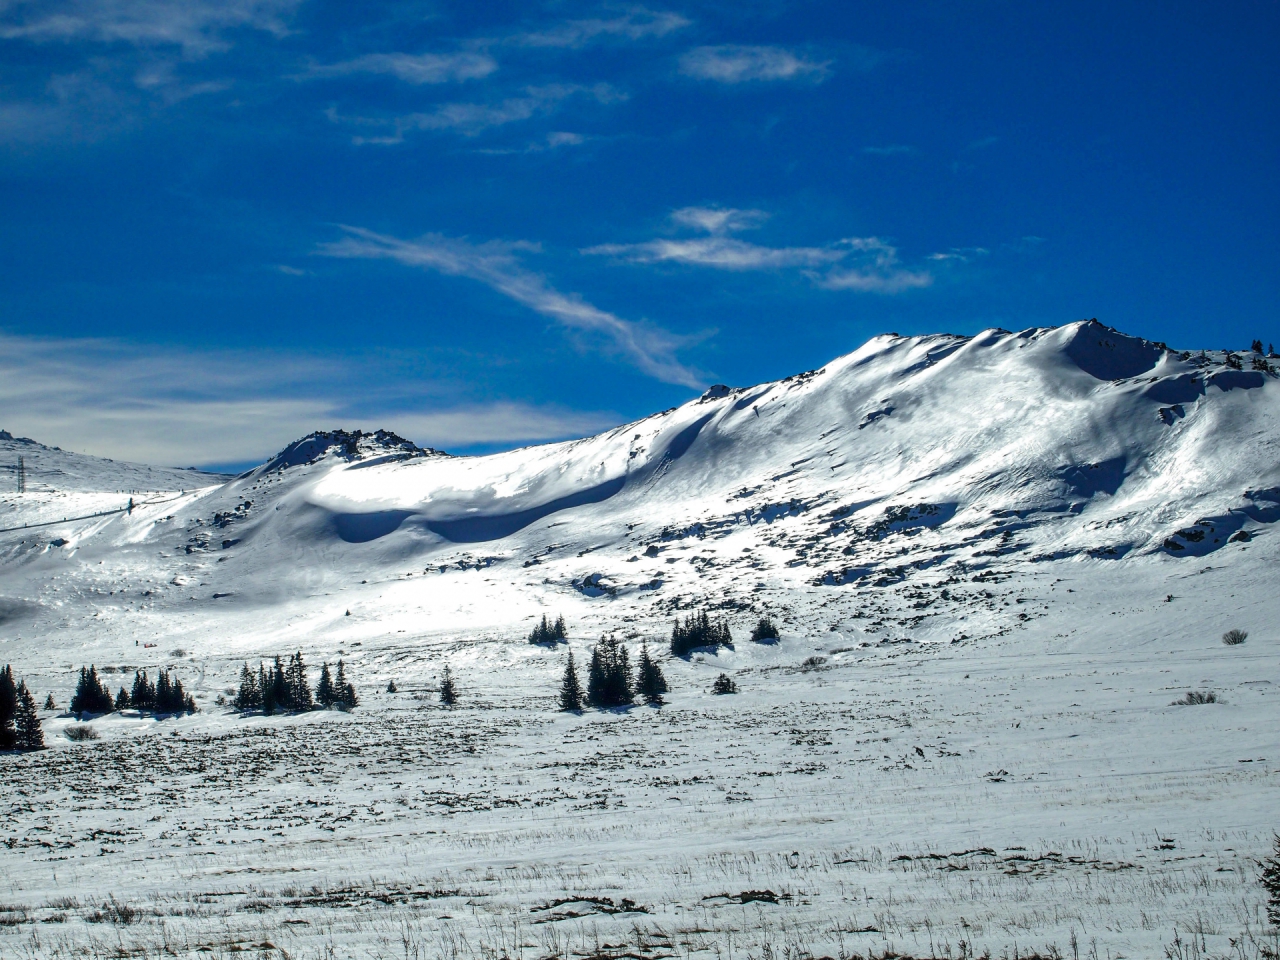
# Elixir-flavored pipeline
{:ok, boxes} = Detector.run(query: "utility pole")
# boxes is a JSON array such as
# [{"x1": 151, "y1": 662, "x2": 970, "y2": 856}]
[{"x1": 16, "y1": 456, "x2": 24, "y2": 494}]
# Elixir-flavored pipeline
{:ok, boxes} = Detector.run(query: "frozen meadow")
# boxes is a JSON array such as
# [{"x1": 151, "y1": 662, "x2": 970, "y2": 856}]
[{"x1": 1, "y1": 322, "x2": 1277, "y2": 959}]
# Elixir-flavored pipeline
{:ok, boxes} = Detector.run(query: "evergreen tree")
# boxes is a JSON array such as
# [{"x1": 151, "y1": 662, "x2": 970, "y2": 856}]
[
  {"x1": 529, "y1": 614, "x2": 567, "y2": 645},
  {"x1": 131, "y1": 670, "x2": 155, "y2": 712},
  {"x1": 1261, "y1": 833, "x2": 1280, "y2": 928},
  {"x1": 286, "y1": 652, "x2": 313, "y2": 711},
  {"x1": 749, "y1": 616, "x2": 780, "y2": 643},
  {"x1": 637, "y1": 642, "x2": 668, "y2": 705},
  {"x1": 386, "y1": 679, "x2": 397, "y2": 694},
  {"x1": 0, "y1": 665, "x2": 16, "y2": 750},
  {"x1": 167, "y1": 674, "x2": 188, "y2": 713},
  {"x1": 14, "y1": 682, "x2": 43, "y2": 751},
  {"x1": 116, "y1": 686, "x2": 131, "y2": 710},
  {"x1": 712, "y1": 673, "x2": 738, "y2": 695},
  {"x1": 43, "y1": 693, "x2": 55, "y2": 711},
  {"x1": 259, "y1": 662, "x2": 275, "y2": 715},
  {"x1": 70, "y1": 666, "x2": 113, "y2": 717},
  {"x1": 315, "y1": 663, "x2": 334, "y2": 707},
  {"x1": 270, "y1": 656, "x2": 288, "y2": 712},
  {"x1": 333, "y1": 660, "x2": 357, "y2": 709},
  {"x1": 671, "y1": 611, "x2": 734, "y2": 657},
  {"x1": 234, "y1": 663, "x2": 261, "y2": 710},
  {"x1": 154, "y1": 671, "x2": 173, "y2": 713},
  {"x1": 558, "y1": 651, "x2": 584, "y2": 712},
  {"x1": 439, "y1": 665, "x2": 457, "y2": 706},
  {"x1": 586, "y1": 636, "x2": 634, "y2": 709}
]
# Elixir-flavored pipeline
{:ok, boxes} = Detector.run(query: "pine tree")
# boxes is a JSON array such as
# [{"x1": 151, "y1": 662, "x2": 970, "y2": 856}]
[
  {"x1": 234, "y1": 663, "x2": 260, "y2": 711},
  {"x1": 671, "y1": 611, "x2": 734, "y2": 657},
  {"x1": 587, "y1": 645, "x2": 606, "y2": 707},
  {"x1": 131, "y1": 670, "x2": 155, "y2": 712},
  {"x1": 529, "y1": 614, "x2": 569, "y2": 645},
  {"x1": 386, "y1": 679, "x2": 397, "y2": 694},
  {"x1": 0, "y1": 665, "x2": 16, "y2": 750},
  {"x1": 259, "y1": 662, "x2": 275, "y2": 715},
  {"x1": 333, "y1": 660, "x2": 357, "y2": 709},
  {"x1": 116, "y1": 686, "x2": 131, "y2": 710},
  {"x1": 586, "y1": 636, "x2": 633, "y2": 709},
  {"x1": 14, "y1": 682, "x2": 43, "y2": 751},
  {"x1": 287, "y1": 652, "x2": 313, "y2": 711},
  {"x1": 43, "y1": 693, "x2": 55, "y2": 712},
  {"x1": 155, "y1": 671, "x2": 173, "y2": 713},
  {"x1": 169, "y1": 675, "x2": 189, "y2": 714},
  {"x1": 315, "y1": 663, "x2": 334, "y2": 707},
  {"x1": 71, "y1": 666, "x2": 113, "y2": 717},
  {"x1": 270, "y1": 656, "x2": 288, "y2": 712},
  {"x1": 637, "y1": 642, "x2": 668, "y2": 704},
  {"x1": 749, "y1": 616, "x2": 780, "y2": 643},
  {"x1": 439, "y1": 665, "x2": 457, "y2": 706},
  {"x1": 1259, "y1": 833, "x2": 1280, "y2": 927},
  {"x1": 712, "y1": 673, "x2": 738, "y2": 695},
  {"x1": 559, "y1": 651, "x2": 584, "y2": 711}
]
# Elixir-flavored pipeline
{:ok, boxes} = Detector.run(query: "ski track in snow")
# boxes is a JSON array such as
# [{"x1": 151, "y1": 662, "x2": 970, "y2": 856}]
[{"x1": 0, "y1": 322, "x2": 1277, "y2": 959}]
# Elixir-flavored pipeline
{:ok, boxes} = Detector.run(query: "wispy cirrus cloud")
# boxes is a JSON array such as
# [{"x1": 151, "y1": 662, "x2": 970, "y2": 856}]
[
  {"x1": 817, "y1": 238, "x2": 932, "y2": 293},
  {"x1": 863, "y1": 144, "x2": 916, "y2": 156},
  {"x1": 0, "y1": 0, "x2": 301, "y2": 56},
  {"x1": 0, "y1": 331, "x2": 620, "y2": 467},
  {"x1": 678, "y1": 45, "x2": 831, "y2": 84},
  {"x1": 509, "y1": 9, "x2": 690, "y2": 48},
  {"x1": 318, "y1": 227, "x2": 703, "y2": 388},
  {"x1": 586, "y1": 206, "x2": 934, "y2": 294},
  {"x1": 303, "y1": 51, "x2": 497, "y2": 85},
  {"x1": 329, "y1": 83, "x2": 624, "y2": 144}
]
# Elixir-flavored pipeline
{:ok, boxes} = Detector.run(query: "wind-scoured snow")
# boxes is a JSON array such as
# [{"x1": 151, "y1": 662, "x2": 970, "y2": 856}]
[{"x1": 1, "y1": 321, "x2": 1277, "y2": 959}]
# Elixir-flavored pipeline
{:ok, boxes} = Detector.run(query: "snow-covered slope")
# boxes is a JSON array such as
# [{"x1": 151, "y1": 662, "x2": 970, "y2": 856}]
[{"x1": 1, "y1": 321, "x2": 1278, "y2": 960}]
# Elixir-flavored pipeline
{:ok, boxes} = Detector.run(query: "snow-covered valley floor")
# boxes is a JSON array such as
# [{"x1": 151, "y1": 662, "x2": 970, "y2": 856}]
[
  {"x1": 5, "y1": 553, "x2": 1277, "y2": 959},
  {"x1": 1, "y1": 324, "x2": 1278, "y2": 959}
]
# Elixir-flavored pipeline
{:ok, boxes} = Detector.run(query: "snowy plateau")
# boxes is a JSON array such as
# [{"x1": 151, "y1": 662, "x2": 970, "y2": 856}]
[{"x1": 1, "y1": 320, "x2": 1278, "y2": 960}]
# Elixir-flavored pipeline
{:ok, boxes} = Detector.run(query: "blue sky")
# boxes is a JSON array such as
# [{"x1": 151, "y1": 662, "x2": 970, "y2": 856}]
[{"x1": 1, "y1": 1, "x2": 1276, "y2": 469}]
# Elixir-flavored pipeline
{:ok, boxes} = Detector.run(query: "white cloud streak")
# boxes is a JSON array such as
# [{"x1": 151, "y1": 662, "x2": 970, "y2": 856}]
[
  {"x1": 585, "y1": 236, "x2": 844, "y2": 270},
  {"x1": 318, "y1": 227, "x2": 703, "y2": 388},
  {"x1": 817, "y1": 238, "x2": 932, "y2": 293},
  {"x1": 678, "y1": 45, "x2": 831, "y2": 84},
  {"x1": 330, "y1": 83, "x2": 624, "y2": 143},
  {"x1": 0, "y1": 332, "x2": 619, "y2": 466},
  {"x1": 585, "y1": 207, "x2": 934, "y2": 294},
  {"x1": 0, "y1": 0, "x2": 301, "y2": 56},
  {"x1": 510, "y1": 9, "x2": 690, "y2": 48},
  {"x1": 304, "y1": 51, "x2": 497, "y2": 85}
]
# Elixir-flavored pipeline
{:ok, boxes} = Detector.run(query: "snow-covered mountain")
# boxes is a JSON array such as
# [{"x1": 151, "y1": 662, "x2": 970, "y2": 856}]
[{"x1": 5, "y1": 320, "x2": 1275, "y2": 625}]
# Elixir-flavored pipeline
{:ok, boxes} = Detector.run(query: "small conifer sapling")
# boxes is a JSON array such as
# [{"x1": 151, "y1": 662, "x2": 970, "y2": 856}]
[{"x1": 439, "y1": 665, "x2": 457, "y2": 706}]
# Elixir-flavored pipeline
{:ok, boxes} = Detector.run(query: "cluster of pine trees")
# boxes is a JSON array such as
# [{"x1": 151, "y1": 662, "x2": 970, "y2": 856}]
[
  {"x1": 116, "y1": 669, "x2": 196, "y2": 715},
  {"x1": 670, "y1": 611, "x2": 734, "y2": 657},
  {"x1": 71, "y1": 665, "x2": 197, "y2": 717},
  {"x1": 0, "y1": 665, "x2": 44, "y2": 751},
  {"x1": 233, "y1": 653, "x2": 357, "y2": 714},
  {"x1": 528, "y1": 614, "x2": 568, "y2": 645},
  {"x1": 559, "y1": 637, "x2": 667, "y2": 710}
]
